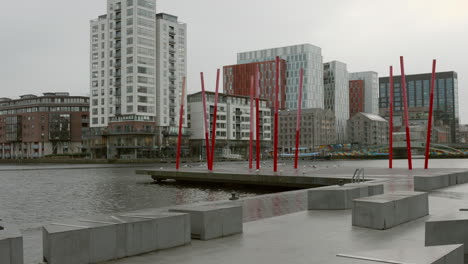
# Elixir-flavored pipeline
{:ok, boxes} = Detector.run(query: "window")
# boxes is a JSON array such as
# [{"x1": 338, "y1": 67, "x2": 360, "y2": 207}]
[
  {"x1": 137, "y1": 56, "x2": 154, "y2": 66},
  {"x1": 127, "y1": 66, "x2": 133, "y2": 73},
  {"x1": 137, "y1": 27, "x2": 155, "y2": 38},
  {"x1": 127, "y1": 96, "x2": 133, "y2": 103},
  {"x1": 137, "y1": 0, "x2": 155, "y2": 10},
  {"x1": 138, "y1": 18, "x2": 154, "y2": 29},
  {"x1": 127, "y1": 28, "x2": 133, "y2": 35},
  {"x1": 137, "y1": 37, "x2": 154, "y2": 47},
  {"x1": 138, "y1": 47, "x2": 154, "y2": 56},
  {"x1": 127, "y1": 8, "x2": 133, "y2": 16},
  {"x1": 127, "y1": 37, "x2": 133, "y2": 45},
  {"x1": 127, "y1": 105, "x2": 133, "y2": 112},
  {"x1": 127, "y1": 56, "x2": 133, "y2": 64},
  {"x1": 137, "y1": 8, "x2": 154, "y2": 19},
  {"x1": 127, "y1": 86, "x2": 133, "y2": 93},
  {"x1": 127, "y1": 76, "x2": 133, "y2": 84},
  {"x1": 127, "y1": 0, "x2": 133, "y2": 6},
  {"x1": 137, "y1": 66, "x2": 154, "y2": 75},
  {"x1": 138, "y1": 76, "x2": 154, "y2": 84},
  {"x1": 127, "y1": 47, "x2": 133, "y2": 54}
]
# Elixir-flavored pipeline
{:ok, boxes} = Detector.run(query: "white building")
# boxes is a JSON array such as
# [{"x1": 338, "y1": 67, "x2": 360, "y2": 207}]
[
  {"x1": 237, "y1": 44, "x2": 324, "y2": 110},
  {"x1": 89, "y1": 0, "x2": 187, "y2": 147},
  {"x1": 347, "y1": 112, "x2": 388, "y2": 146},
  {"x1": 324, "y1": 61, "x2": 349, "y2": 143},
  {"x1": 349, "y1": 71, "x2": 379, "y2": 115},
  {"x1": 187, "y1": 92, "x2": 271, "y2": 158},
  {"x1": 156, "y1": 13, "x2": 187, "y2": 128}
]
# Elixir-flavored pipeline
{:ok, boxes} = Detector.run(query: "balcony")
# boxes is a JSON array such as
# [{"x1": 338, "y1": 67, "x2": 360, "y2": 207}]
[
  {"x1": 115, "y1": 52, "x2": 121, "y2": 58},
  {"x1": 169, "y1": 57, "x2": 176, "y2": 63},
  {"x1": 115, "y1": 23, "x2": 121, "y2": 30},
  {"x1": 169, "y1": 84, "x2": 176, "y2": 90},
  {"x1": 115, "y1": 13, "x2": 121, "y2": 20},
  {"x1": 169, "y1": 94, "x2": 176, "y2": 100},
  {"x1": 169, "y1": 75, "x2": 176, "y2": 81},
  {"x1": 169, "y1": 102, "x2": 176, "y2": 108},
  {"x1": 169, "y1": 38, "x2": 175, "y2": 44},
  {"x1": 169, "y1": 112, "x2": 176, "y2": 118},
  {"x1": 115, "y1": 61, "x2": 121, "y2": 68},
  {"x1": 115, "y1": 42, "x2": 121, "y2": 49},
  {"x1": 169, "y1": 47, "x2": 176, "y2": 54},
  {"x1": 169, "y1": 65, "x2": 176, "y2": 72},
  {"x1": 169, "y1": 30, "x2": 175, "y2": 36},
  {"x1": 115, "y1": 32, "x2": 121, "y2": 39}
]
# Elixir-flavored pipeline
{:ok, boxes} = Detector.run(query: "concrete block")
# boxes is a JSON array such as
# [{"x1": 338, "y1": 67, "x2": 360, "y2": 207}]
[
  {"x1": 43, "y1": 212, "x2": 190, "y2": 263},
  {"x1": 456, "y1": 172, "x2": 468, "y2": 184},
  {"x1": 337, "y1": 244, "x2": 463, "y2": 264},
  {"x1": 352, "y1": 191, "x2": 428, "y2": 230},
  {"x1": 414, "y1": 175, "x2": 450, "y2": 192},
  {"x1": 170, "y1": 204, "x2": 242, "y2": 240},
  {"x1": 425, "y1": 212, "x2": 468, "y2": 254},
  {"x1": 0, "y1": 222, "x2": 23, "y2": 264},
  {"x1": 308, "y1": 185, "x2": 369, "y2": 210}
]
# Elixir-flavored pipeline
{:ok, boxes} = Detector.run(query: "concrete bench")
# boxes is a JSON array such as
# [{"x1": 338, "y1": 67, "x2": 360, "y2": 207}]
[
  {"x1": 170, "y1": 204, "x2": 242, "y2": 240},
  {"x1": 352, "y1": 191, "x2": 429, "y2": 230},
  {"x1": 336, "y1": 244, "x2": 463, "y2": 264},
  {"x1": 43, "y1": 212, "x2": 190, "y2": 264},
  {"x1": 0, "y1": 222, "x2": 23, "y2": 264},
  {"x1": 308, "y1": 183, "x2": 384, "y2": 210},
  {"x1": 425, "y1": 212, "x2": 468, "y2": 254}
]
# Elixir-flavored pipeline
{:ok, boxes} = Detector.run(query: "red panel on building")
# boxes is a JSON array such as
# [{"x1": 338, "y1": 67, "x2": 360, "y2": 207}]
[
  {"x1": 223, "y1": 60, "x2": 287, "y2": 109},
  {"x1": 349, "y1": 80, "x2": 365, "y2": 117}
]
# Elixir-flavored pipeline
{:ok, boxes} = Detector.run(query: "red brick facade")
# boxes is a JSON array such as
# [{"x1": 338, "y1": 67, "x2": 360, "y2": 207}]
[
  {"x1": 349, "y1": 80, "x2": 365, "y2": 117},
  {"x1": 223, "y1": 60, "x2": 287, "y2": 110}
]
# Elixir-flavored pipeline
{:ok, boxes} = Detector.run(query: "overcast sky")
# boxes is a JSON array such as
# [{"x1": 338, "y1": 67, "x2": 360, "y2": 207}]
[{"x1": 1, "y1": 0, "x2": 467, "y2": 122}]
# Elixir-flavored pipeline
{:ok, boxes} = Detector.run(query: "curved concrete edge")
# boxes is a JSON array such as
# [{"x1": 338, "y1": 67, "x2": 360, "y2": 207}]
[
  {"x1": 425, "y1": 212, "x2": 468, "y2": 254},
  {"x1": 336, "y1": 244, "x2": 463, "y2": 264},
  {"x1": 0, "y1": 222, "x2": 23, "y2": 264},
  {"x1": 170, "y1": 204, "x2": 243, "y2": 240},
  {"x1": 414, "y1": 171, "x2": 468, "y2": 192},
  {"x1": 352, "y1": 191, "x2": 429, "y2": 230},
  {"x1": 42, "y1": 212, "x2": 190, "y2": 264},
  {"x1": 308, "y1": 183, "x2": 384, "y2": 210}
]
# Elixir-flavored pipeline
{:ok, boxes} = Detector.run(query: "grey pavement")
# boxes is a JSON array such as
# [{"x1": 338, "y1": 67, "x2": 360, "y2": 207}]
[{"x1": 105, "y1": 181, "x2": 468, "y2": 264}]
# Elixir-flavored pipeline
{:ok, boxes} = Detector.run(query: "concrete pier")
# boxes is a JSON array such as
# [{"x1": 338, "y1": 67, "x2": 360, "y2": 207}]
[
  {"x1": 42, "y1": 212, "x2": 190, "y2": 264},
  {"x1": 425, "y1": 212, "x2": 468, "y2": 253},
  {"x1": 352, "y1": 191, "x2": 429, "y2": 230},
  {"x1": 0, "y1": 222, "x2": 23, "y2": 264}
]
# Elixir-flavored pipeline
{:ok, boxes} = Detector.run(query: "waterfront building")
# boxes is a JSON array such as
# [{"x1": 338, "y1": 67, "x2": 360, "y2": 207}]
[
  {"x1": 349, "y1": 80, "x2": 365, "y2": 117},
  {"x1": 349, "y1": 71, "x2": 379, "y2": 115},
  {"x1": 88, "y1": 0, "x2": 188, "y2": 158},
  {"x1": 223, "y1": 60, "x2": 287, "y2": 109},
  {"x1": 347, "y1": 112, "x2": 388, "y2": 146},
  {"x1": 187, "y1": 92, "x2": 271, "y2": 159},
  {"x1": 0, "y1": 93, "x2": 89, "y2": 159},
  {"x1": 323, "y1": 61, "x2": 349, "y2": 143},
  {"x1": 379, "y1": 71, "x2": 459, "y2": 143},
  {"x1": 279, "y1": 108, "x2": 336, "y2": 153},
  {"x1": 237, "y1": 44, "x2": 324, "y2": 110}
]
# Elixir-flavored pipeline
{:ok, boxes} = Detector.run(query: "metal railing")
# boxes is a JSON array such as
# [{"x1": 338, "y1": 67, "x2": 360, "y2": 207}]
[{"x1": 352, "y1": 168, "x2": 365, "y2": 183}]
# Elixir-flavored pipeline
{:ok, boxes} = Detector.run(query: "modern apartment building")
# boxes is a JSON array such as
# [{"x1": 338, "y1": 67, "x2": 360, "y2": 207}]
[
  {"x1": 89, "y1": 0, "x2": 188, "y2": 158},
  {"x1": 279, "y1": 108, "x2": 336, "y2": 153},
  {"x1": 347, "y1": 112, "x2": 388, "y2": 146},
  {"x1": 379, "y1": 71, "x2": 459, "y2": 143},
  {"x1": 187, "y1": 92, "x2": 271, "y2": 159},
  {"x1": 155, "y1": 13, "x2": 187, "y2": 128},
  {"x1": 324, "y1": 61, "x2": 349, "y2": 143},
  {"x1": 0, "y1": 93, "x2": 89, "y2": 159},
  {"x1": 349, "y1": 71, "x2": 379, "y2": 115},
  {"x1": 349, "y1": 80, "x2": 365, "y2": 117},
  {"x1": 223, "y1": 60, "x2": 287, "y2": 109},
  {"x1": 237, "y1": 44, "x2": 324, "y2": 110}
]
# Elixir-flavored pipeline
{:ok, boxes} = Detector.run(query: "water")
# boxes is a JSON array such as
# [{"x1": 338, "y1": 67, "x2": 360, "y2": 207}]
[
  {"x1": 1, "y1": 159, "x2": 467, "y2": 263},
  {"x1": 0, "y1": 163, "x2": 277, "y2": 263}
]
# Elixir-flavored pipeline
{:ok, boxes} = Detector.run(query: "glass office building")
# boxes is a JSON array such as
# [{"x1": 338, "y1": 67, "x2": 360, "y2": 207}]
[{"x1": 379, "y1": 72, "x2": 459, "y2": 143}]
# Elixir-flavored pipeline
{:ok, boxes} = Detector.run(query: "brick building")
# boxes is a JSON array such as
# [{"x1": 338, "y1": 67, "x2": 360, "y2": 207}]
[
  {"x1": 0, "y1": 93, "x2": 89, "y2": 159},
  {"x1": 349, "y1": 80, "x2": 365, "y2": 117},
  {"x1": 223, "y1": 60, "x2": 287, "y2": 110}
]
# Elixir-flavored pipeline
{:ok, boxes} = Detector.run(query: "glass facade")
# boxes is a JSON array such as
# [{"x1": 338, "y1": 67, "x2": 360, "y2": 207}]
[{"x1": 379, "y1": 72, "x2": 459, "y2": 143}]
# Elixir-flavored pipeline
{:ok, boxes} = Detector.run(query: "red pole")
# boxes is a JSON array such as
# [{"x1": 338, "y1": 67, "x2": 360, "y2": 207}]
[
  {"x1": 400, "y1": 56, "x2": 413, "y2": 170},
  {"x1": 210, "y1": 69, "x2": 220, "y2": 170},
  {"x1": 255, "y1": 65, "x2": 261, "y2": 170},
  {"x1": 200, "y1": 72, "x2": 211, "y2": 170},
  {"x1": 294, "y1": 68, "x2": 304, "y2": 169},
  {"x1": 425, "y1": 60, "x2": 437, "y2": 169},
  {"x1": 249, "y1": 75, "x2": 254, "y2": 169},
  {"x1": 176, "y1": 77, "x2": 186, "y2": 170},
  {"x1": 389, "y1": 66, "x2": 394, "y2": 169},
  {"x1": 273, "y1": 56, "x2": 280, "y2": 172}
]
